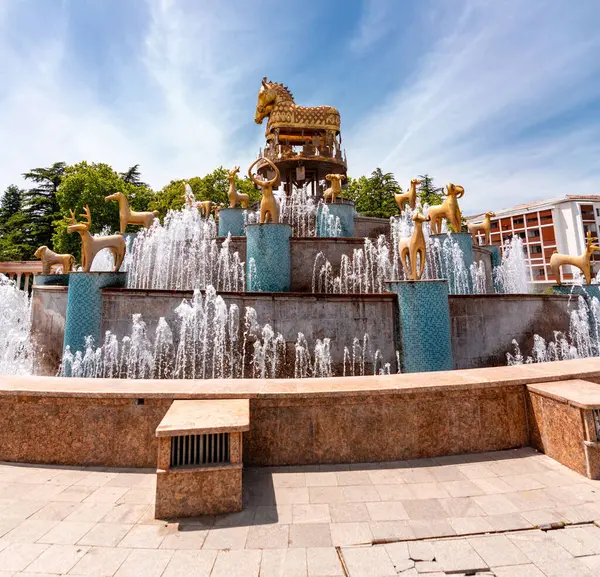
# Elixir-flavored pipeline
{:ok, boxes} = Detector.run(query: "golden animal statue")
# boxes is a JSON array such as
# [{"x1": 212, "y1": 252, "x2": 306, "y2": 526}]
[
  {"x1": 34, "y1": 246, "x2": 75, "y2": 274},
  {"x1": 197, "y1": 200, "x2": 213, "y2": 219},
  {"x1": 398, "y1": 213, "x2": 430, "y2": 281},
  {"x1": 254, "y1": 77, "x2": 341, "y2": 141},
  {"x1": 395, "y1": 178, "x2": 422, "y2": 212},
  {"x1": 228, "y1": 166, "x2": 249, "y2": 208},
  {"x1": 550, "y1": 232, "x2": 600, "y2": 285},
  {"x1": 427, "y1": 183, "x2": 465, "y2": 235},
  {"x1": 248, "y1": 157, "x2": 281, "y2": 224},
  {"x1": 66, "y1": 206, "x2": 126, "y2": 272},
  {"x1": 467, "y1": 212, "x2": 496, "y2": 246},
  {"x1": 323, "y1": 174, "x2": 346, "y2": 203},
  {"x1": 105, "y1": 192, "x2": 158, "y2": 234}
]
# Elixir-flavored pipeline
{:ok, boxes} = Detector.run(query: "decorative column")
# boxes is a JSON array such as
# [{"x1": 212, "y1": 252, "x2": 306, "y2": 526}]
[
  {"x1": 63, "y1": 272, "x2": 127, "y2": 353},
  {"x1": 317, "y1": 201, "x2": 355, "y2": 238},
  {"x1": 245, "y1": 223, "x2": 291, "y2": 292},
  {"x1": 387, "y1": 280, "x2": 454, "y2": 373},
  {"x1": 218, "y1": 208, "x2": 247, "y2": 238}
]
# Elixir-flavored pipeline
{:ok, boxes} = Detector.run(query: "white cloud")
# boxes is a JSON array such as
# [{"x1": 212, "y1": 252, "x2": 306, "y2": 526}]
[
  {"x1": 0, "y1": 0, "x2": 269, "y2": 192},
  {"x1": 346, "y1": 0, "x2": 600, "y2": 214},
  {"x1": 349, "y1": 0, "x2": 395, "y2": 54}
]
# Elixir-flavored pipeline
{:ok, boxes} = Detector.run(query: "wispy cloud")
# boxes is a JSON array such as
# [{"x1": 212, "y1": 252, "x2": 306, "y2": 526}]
[
  {"x1": 349, "y1": 0, "x2": 395, "y2": 54},
  {"x1": 347, "y1": 0, "x2": 600, "y2": 214}
]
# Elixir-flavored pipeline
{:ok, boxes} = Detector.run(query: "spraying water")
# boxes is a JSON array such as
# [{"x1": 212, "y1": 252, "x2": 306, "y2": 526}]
[
  {"x1": 0, "y1": 275, "x2": 33, "y2": 375},
  {"x1": 494, "y1": 236, "x2": 529, "y2": 294}
]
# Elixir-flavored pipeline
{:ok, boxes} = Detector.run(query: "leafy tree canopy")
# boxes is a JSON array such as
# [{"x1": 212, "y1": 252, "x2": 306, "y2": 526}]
[
  {"x1": 150, "y1": 167, "x2": 260, "y2": 219},
  {"x1": 345, "y1": 168, "x2": 400, "y2": 218},
  {"x1": 0, "y1": 185, "x2": 31, "y2": 261},
  {"x1": 53, "y1": 162, "x2": 154, "y2": 262},
  {"x1": 417, "y1": 174, "x2": 444, "y2": 207}
]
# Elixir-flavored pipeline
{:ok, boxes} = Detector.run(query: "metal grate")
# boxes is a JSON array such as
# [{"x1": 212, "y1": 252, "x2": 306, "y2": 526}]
[
  {"x1": 593, "y1": 410, "x2": 600, "y2": 441},
  {"x1": 170, "y1": 433, "x2": 230, "y2": 468}
]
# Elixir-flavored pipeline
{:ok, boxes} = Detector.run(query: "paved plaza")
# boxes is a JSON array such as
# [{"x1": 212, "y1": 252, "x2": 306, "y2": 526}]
[{"x1": 1, "y1": 448, "x2": 600, "y2": 575}]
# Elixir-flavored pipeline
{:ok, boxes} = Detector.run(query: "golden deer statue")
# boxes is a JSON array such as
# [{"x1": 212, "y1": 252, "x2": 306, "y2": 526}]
[
  {"x1": 66, "y1": 206, "x2": 126, "y2": 272},
  {"x1": 550, "y1": 232, "x2": 600, "y2": 285},
  {"x1": 248, "y1": 157, "x2": 281, "y2": 224},
  {"x1": 398, "y1": 213, "x2": 430, "y2": 280},
  {"x1": 428, "y1": 183, "x2": 464, "y2": 235},
  {"x1": 395, "y1": 178, "x2": 422, "y2": 212},
  {"x1": 105, "y1": 192, "x2": 158, "y2": 234},
  {"x1": 323, "y1": 174, "x2": 346, "y2": 203},
  {"x1": 467, "y1": 212, "x2": 496, "y2": 245},
  {"x1": 228, "y1": 166, "x2": 249, "y2": 208},
  {"x1": 34, "y1": 246, "x2": 75, "y2": 274}
]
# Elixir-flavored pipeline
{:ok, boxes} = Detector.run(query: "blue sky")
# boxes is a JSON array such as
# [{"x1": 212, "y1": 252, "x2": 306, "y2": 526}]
[{"x1": 1, "y1": 0, "x2": 599, "y2": 214}]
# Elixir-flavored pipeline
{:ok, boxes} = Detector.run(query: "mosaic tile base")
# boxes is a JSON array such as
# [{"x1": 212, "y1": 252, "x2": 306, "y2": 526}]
[
  {"x1": 387, "y1": 280, "x2": 454, "y2": 373},
  {"x1": 317, "y1": 202, "x2": 355, "y2": 237},
  {"x1": 34, "y1": 274, "x2": 70, "y2": 287},
  {"x1": 63, "y1": 272, "x2": 127, "y2": 353},
  {"x1": 246, "y1": 223, "x2": 291, "y2": 292},
  {"x1": 552, "y1": 284, "x2": 600, "y2": 300},
  {"x1": 484, "y1": 245, "x2": 502, "y2": 267},
  {"x1": 218, "y1": 208, "x2": 247, "y2": 237}
]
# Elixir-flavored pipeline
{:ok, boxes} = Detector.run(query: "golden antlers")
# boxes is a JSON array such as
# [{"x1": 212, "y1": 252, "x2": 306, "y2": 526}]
[{"x1": 65, "y1": 206, "x2": 92, "y2": 229}]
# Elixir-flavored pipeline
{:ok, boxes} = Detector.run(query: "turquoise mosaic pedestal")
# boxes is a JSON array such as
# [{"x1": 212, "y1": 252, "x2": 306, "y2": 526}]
[
  {"x1": 317, "y1": 201, "x2": 355, "y2": 238},
  {"x1": 246, "y1": 224, "x2": 292, "y2": 292},
  {"x1": 63, "y1": 272, "x2": 127, "y2": 353},
  {"x1": 484, "y1": 245, "x2": 502, "y2": 268},
  {"x1": 439, "y1": 233, "x2": 474, "y2": 269},
  {"x1": 34, "y1": 274, "x2": 70, "y2": 286},
  {"x1": 552, "y1": 284, "x2": 600, "y2": 300},
  {"x1": 386, "y1": 280, "x2": 454, "y2": 373},
  {"x1": 219, "y1": 208, "x2": 246, "y2": 237}
]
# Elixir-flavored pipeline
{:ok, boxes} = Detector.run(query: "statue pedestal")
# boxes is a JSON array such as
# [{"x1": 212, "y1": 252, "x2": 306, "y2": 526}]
[
  {"x1": 34, "y1": 274, "x2": 70, "y2": 287},
  {"x1": 430, "y1": 233, "x2": 475, "y2": 293},
  {"x1": 218, "y1": 208, "x2": 246, "y2": 238},
  {"x1": 63, "y1": 272, "x2": 127, "y2": 353},
  {"x1": 246, "y1": 224, "x2": 292, "y2": 292},
  {"x1": 386, "y1": 280, "x2": 454, "y2": 373},
  {"x1": 317, "y1": 201, "x2": 355, "y2": 238},
  {"x1": 482, "y1": 244, "x2": 502, "y2": 268},
  {"x1": 552, "y1": 284, "x2": 600, "y2": 300},
  {"x1": 431, "y1": 233, "x2": 474, "y2": 268}
]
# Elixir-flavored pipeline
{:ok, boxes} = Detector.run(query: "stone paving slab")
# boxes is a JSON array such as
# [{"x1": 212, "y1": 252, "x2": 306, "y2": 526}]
[{"x1": 2, "y1": 448, "x2": 600, "y2": 575}]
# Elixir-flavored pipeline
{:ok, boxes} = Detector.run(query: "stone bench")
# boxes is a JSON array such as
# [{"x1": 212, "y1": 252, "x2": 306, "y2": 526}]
[
  {"x1": 527, "y1": 379, "x2": 600, "y2": 479},
  {"x1": 154, "y1": 399, "x2": 249, "y2": 519}
]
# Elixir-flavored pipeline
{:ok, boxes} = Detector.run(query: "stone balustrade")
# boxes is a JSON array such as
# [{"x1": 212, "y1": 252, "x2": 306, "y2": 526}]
[{"x1": 0, "y1": 261, "x2": 49, "y2": 291}]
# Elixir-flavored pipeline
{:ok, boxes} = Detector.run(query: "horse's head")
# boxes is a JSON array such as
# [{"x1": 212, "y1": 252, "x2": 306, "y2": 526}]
[
  {"x1": 105, "y1": 192, "x2": 123, "y2": 203},
  {"x1": 485, "y1": 211, "x2": 496, "y2": 219},
  {"x1": 410, "y1": 178, "x2": 422, "y2": 186},
  {"x1": 255, "y1": 77, "x2": 293, "y2": 124},
  {"x1": 228, "y1": 166, "x2": 240, "y2": 178}
]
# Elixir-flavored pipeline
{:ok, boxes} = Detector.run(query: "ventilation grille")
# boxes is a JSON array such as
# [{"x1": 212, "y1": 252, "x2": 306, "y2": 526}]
[
  {"x1": 170, "y1": 433, "x2": 230, "y2": 468},
  {"x1": 593, "y1": 410, "x2": 600, "y2": 441}
]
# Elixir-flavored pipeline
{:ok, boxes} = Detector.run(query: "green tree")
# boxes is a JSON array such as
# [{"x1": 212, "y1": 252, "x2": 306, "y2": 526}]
[
  {"x1": 150, "y1": 167, "x2": 260, "y2": 219},
  {"x1": 346, "y1": 168, "x2": 400, "y2": 218},
  {"x1": 119, "y1": 164, "x2": 147, "y2": 187},
  {"x1": 417, "y1": 174, "x2": 444, "y2": 207},
  {"x1": 21, "y1": 161, "x2": 66, "y2": 251},
  {"x1": 53, "y1": 161, "x2": 155, "y2": 262},
  {"x1": 0, "y1": 185, "x2": 31, "y2": 261}
]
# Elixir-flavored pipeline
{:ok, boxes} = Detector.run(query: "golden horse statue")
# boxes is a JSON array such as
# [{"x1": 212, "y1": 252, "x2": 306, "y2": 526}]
[
  {"x1": 323, "y1": 174, "x2": 345, "y2": 203},
  {"x1": 228, "y1": 166, "x2": 249, "y2": 208},
  {"x1": 66, "y1": 206, "x2": 126, "y2": 272},
  {"x1": 395, "y1": 178, "x2": 422, "y2": 212},
  {"x1": 105, "y1": 192, "x2": 158, "y2": 234},
  {"x1": 467, "y1": 212, "x2": 496, "y2": 245},
  {"x1": 197, "y1": 200, "x2": 214, "y2": 219},
  {"x1": 550, "y1": 232, "x2": 600, "y2": 285},
  {"x1": 248, "y1": 157, "x2": 280, "y2": 224},
  {"x1": 398, "y1": 213, "x2": 430, "y2": 280},
  {"x1": 34, "y1": 246, "x2": 74, "y2": 274},
  {"x1": 254, "y1": 77, "x2": 341, "y2": 141},
  {"x1": 428, "y1": 183, "x2": 464, "y2": 234}
]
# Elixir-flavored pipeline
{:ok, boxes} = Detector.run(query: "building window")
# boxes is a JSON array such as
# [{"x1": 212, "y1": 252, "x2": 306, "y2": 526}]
[
  {"x1": 514, "y1": 218, "x2": 524, "y2": 225},
  {"x1": 527, "y1": 228, "x2": 540, "y2": 238},
  {"x1": 596, "y1": 208, "x2": 600, "y2": 217},
  {"x1": 529, "y1": 245, "x2": 542, "y2": 254}
]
